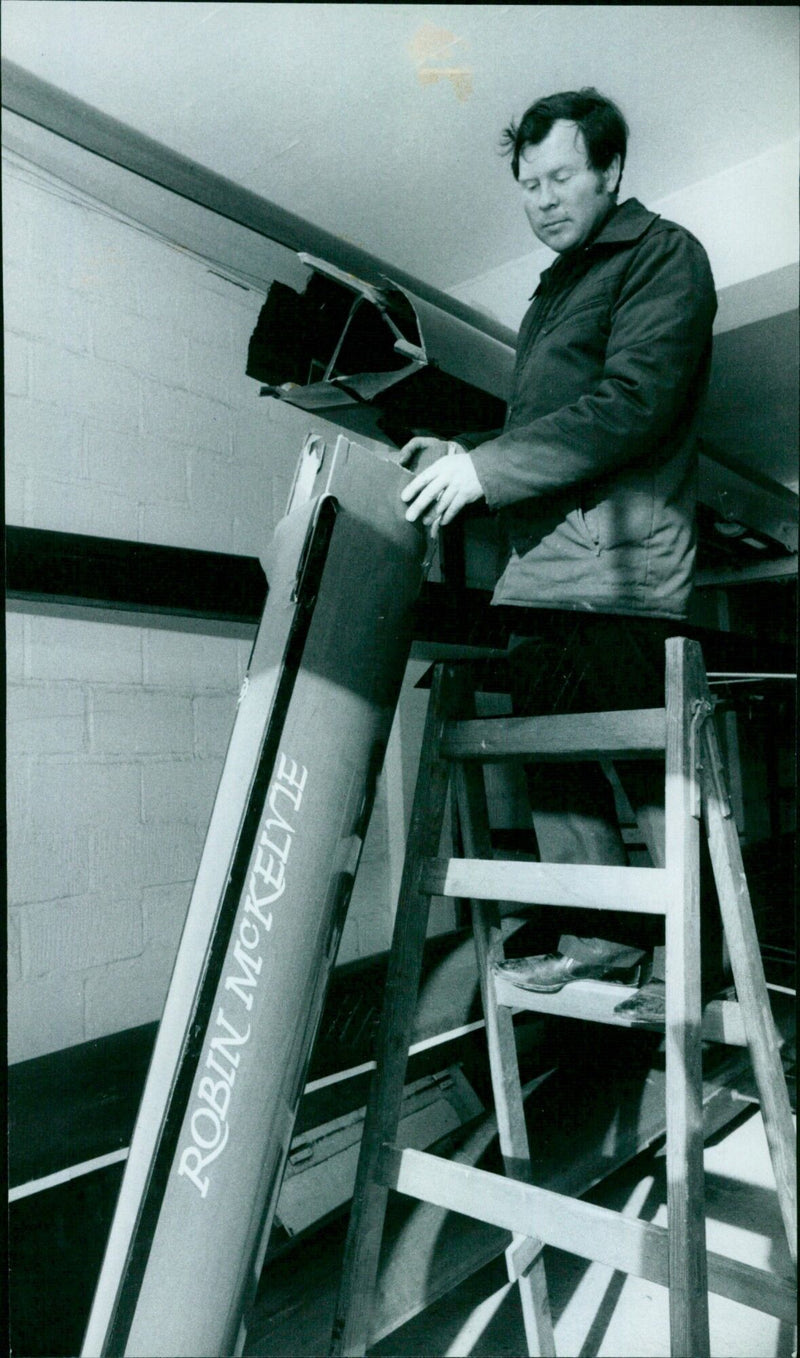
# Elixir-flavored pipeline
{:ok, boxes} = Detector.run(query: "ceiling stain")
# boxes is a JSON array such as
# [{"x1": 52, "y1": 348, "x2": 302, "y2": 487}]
[{"x1": 409, "y1": 21, "x2": 473, "y2": 102}]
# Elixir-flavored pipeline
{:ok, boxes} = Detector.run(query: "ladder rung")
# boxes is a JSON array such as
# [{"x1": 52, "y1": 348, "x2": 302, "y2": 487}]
[
  {"x1": 380, "y1": 1146, "x2": 796, "y2": 1324},
  {"x1": 493, "y1": 976, "x2": 749, "y2": 1046},
  {"x1": 441, "y1": 708, "x2": 666, "y2": 762},
  {"x1": 422, "y1": 858, "x2": 669, "y2": 914}
]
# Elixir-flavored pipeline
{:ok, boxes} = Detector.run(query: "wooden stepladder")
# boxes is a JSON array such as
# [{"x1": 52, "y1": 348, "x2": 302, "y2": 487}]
[{"x1": 328, "y1": 637, "x2": 796, "y2": 1358}]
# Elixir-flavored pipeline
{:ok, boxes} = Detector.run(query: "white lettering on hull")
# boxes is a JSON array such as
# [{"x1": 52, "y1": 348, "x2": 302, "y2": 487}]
[{"x1": 178, "y1": 753, "x2": 307, "y2": 1198}]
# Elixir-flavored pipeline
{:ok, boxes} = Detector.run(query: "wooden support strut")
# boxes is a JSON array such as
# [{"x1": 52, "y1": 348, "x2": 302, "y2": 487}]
[
  {"x1": 453, "y1": 731, "x2": 556, "y2": 1355},
  {"x1": 694, "y1": 670, "x2": 797, "y2": 1267},
  {"x1": 663, "y1": 638, "x2": 710, "y2": 1357},
  {"x1": 328, "y1": 665, "x2": 457, "y2": 1357}
]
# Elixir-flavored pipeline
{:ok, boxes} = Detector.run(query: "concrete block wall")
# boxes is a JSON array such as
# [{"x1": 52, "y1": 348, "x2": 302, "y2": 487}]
[{"x1": 5, "y1": 155, "x2": 430, "y2": 1064}]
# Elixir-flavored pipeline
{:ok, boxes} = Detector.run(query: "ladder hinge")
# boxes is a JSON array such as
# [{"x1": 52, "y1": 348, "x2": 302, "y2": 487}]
[
  {"x1": 689, "y1": 698, "x2": 713, "y2": 818},
  {"x1": 689, "y1": 696, "x2": 731, "y2": 819}
]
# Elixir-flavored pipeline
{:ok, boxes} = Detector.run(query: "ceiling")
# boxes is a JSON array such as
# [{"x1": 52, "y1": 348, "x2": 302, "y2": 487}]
[{"x1": 1, "y1": 2, "x2": 797, "y2": 291}]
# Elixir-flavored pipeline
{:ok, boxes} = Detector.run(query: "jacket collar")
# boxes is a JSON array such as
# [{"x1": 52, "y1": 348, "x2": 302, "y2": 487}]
[
  {"x1": 590, "y1": 197, "x2": 658, "y2": 246},
  {"x1": 532, "y1": 198, "x2": 658, "y2": 296}
]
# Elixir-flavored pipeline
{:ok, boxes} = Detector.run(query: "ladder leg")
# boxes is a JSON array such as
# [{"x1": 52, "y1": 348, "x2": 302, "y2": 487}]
[
  {"x1": 664, "y1": 638, "x2": 710, "y2": 1358},
  {"x1": 698, "y1": 702, "x2": 797, "y2": 1266},
  {"x1": 455, "y1": 759, "x2": 556, "y2": 1357},
  {"x1": 329, "y1": 664, "x2": 458, "y2": 1357},
  {"x1": 508, "y1": 1236, "x2": 558, "y2": 1358}
]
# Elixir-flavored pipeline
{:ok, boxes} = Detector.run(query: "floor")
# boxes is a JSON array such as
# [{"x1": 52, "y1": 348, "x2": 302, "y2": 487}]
[
  {"x1": 369, "y1": 1102, "x2": 793, "y2": 1358},
  {"x1": 360, "y1": 1106, "x2": 796, "y2": 1358}
]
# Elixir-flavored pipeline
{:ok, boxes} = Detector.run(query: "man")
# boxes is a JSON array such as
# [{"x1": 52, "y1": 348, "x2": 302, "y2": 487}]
[{"x1": 400, "y1": 88, "x2": 719, "y2": 997}]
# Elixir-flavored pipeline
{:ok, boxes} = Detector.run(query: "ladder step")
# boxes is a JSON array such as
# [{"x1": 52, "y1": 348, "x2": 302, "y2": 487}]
[
  {"x1": 493, "y1": 975, "x2": 749, "y2": 1045},
  {"x1": 379, "y1": 1146, "x2": 796, "y2": 1324},
  {"x1": 441, "y1": 707, "x2": 666, "y2": 762},
  {"x1": 422, "y1": 858, "x2": 669, "y2": 914}
]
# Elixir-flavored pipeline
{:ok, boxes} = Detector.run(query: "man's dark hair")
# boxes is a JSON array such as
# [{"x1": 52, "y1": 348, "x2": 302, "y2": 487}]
[{"x1": 501, "y1": 87, "x2": 628, "y2": 190}]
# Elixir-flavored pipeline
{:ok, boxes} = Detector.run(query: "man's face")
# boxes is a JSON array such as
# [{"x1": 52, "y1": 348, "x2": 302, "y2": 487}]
[{"x1": 517, "y1": 120, "x2": 621, "y2": 254}]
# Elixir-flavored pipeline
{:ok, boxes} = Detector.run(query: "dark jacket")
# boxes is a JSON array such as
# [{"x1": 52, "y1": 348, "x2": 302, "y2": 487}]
[{"x1": 468, "y1": 198, "x2": 717, "y2": 618}]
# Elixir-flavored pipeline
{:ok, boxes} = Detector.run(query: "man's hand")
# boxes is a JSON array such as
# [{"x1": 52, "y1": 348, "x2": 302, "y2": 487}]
[
  {"x1": 398, "y1": 436, "x2": 452, "y2": 469},
  {"x1": 400, "y1": 442, "x2": 484, "y2": 527}
]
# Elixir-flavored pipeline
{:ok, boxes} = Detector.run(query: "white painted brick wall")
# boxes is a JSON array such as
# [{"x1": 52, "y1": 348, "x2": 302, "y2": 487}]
[
  {"x1": 142, "y1": 630, "x2": 242, "y2": 691},
  {"x1": 4, "y1": 330, "x2": 29, "y2": 396},
  {"x1": 8, "y1": 911, "x2": 23, "y2": 987},
  {"x1": 26, "y1": 615, "x2": 144, "y2": 685},
  {"x1": 4, "y1": 260, "x2": 91, "y2": 352},
  {"x1": 140, "y1": 380, "x2": 232, "y2": 455},
  {"x1": 1, "y1": 172, "x2": 32, "y2": 267},
  {"x1": 142, "y1": 883, "x2": 194, "y2": 952},
  {"x1": 25, "y1": 474, "x2": 143, "y2": 540},
  {"x1": 23, "y1": 894, "x2": 144, "y2": 979},
  {"x1": 5, "y1": 397, "x2": 85, "y2": 482},
  {"x1": 140, "y1": 758, "x2": 225, "y2": 828},
  {"x1": 5, "y1": 155, "x2": 421, "y2": 1064},
  {"x1": 7, "y1": 681, "x2": 88, "y2": 754},
  {"x1": 5, "y1": 464, "x2": 25, "y2": 522},
  {"x1": 89, "y1": 689, "x2": 194, "y2": 757},
  {"x1": 27, "y1": 756, "x2": 142, "y2": 829},
  {"x1": 11, "y1": 975, "x2": 87, "y2": 1060},
  {"x1": 90, "y1": 297, "x2": 188, "y2": 385},
  {"x1": 30, "y1": 340, "x2": 141, "y2": 429},
  {"x1": 6, "y1": 612, "x2": 25, "y2": 681},
  {"x1": 192, "y1": 692, "x2": 238, "y2": 758},
  {"x1": 88, "y1": 825, "x2": 206, "y2": 894},
  {"x1": 85, "y1": 428, "x2": 187, "y2": 504},
  {"x1": 9, "y1": 828, "x2": 92, "y2": 905},
  {"x1": 83, "y1": 945, "x2": 179, "y2": 1040}
]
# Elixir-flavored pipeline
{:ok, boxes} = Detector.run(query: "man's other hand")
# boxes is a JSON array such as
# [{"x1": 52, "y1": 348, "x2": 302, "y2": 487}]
[{"x1": 400, "y1": 445, "x2": 484, "y2": 527}]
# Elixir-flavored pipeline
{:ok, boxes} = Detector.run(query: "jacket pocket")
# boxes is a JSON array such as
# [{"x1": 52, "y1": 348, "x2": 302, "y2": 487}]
[
  {"x1": 567, "y1": 504, "x2": 601, "y2": 554},
  {"x1": 541, "y1": 294, "x2": 611, "y2": 336},
  {"x1": 583, "y1": 475, "x2": 656, "y2": 551}
]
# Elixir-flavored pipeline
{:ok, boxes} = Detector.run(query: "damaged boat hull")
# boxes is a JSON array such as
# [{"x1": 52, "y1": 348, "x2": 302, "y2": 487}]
[{"x1": 82, "y1": 439, "x2": 427, "y2": 1358}]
